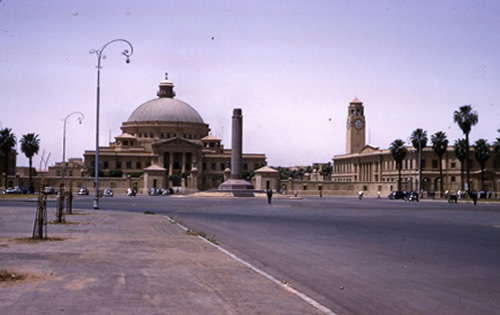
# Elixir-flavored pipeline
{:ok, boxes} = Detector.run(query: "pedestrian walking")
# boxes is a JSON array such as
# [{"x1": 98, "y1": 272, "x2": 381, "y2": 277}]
[
  {"x1": 266, "y1": 189, "x2": 273, "y2": 204},
  {"x1": 471, "y1": 190, "x2": 478, "y2": 206}
]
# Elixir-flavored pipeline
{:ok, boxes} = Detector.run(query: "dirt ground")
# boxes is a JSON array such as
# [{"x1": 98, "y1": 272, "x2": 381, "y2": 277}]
[{"x1": 0, "y1": 204, "x2": 323, "y2": 314}]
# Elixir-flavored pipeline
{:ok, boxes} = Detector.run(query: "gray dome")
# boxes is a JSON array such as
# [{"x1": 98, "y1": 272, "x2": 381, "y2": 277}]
[{"x1": 127, "y1": 97, "x2": 205, "y2": 124}]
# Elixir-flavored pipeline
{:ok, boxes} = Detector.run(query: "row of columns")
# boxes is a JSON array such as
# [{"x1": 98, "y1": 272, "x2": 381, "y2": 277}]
[
  {"x1": 165, "y1": 151, "x2": 191, "y2": 176},
  {"x1": 356, "y1": 161, "x2": 383, "y2": 182},
  {"x1": 336, "y1": 158, "x2": 421, "y2": 177},
  {"x1": 357, "y1": 162, "x2": 372, "y2": 182}
]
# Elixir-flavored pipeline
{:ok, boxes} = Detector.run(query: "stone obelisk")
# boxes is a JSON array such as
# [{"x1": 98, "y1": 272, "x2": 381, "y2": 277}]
[{"x1": 219, "y1": 108, "x2": 254, "y2": 191}]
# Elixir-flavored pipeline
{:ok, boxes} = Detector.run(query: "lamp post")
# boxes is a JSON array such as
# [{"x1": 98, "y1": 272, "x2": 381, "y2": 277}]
[
  {"x1": 62, "y1": 112, "x2": 84, "y2": 184},
  {"x1": 418, "y1": 137, "x2": 422, "y2": 194},
  {"x1": 406, "y1": 137, "x2": 413, "y2": 192},
  {"x1": 409, "y1": 136, "x2": 423, "y2": 195},
  {"x1": 90, "y1": 39, "x2": 133, "y2": 209},
  {"x1": 14, "y1": 143, "x2": 18, "y2": 187},
  {"x1": 408, "y1": 148, "x2": 412, "y2": 192}
]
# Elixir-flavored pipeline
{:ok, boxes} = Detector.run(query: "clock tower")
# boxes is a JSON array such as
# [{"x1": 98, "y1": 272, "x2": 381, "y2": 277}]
[{"x1": 346, "y1": 97, "x2": 366, "y2": 154}]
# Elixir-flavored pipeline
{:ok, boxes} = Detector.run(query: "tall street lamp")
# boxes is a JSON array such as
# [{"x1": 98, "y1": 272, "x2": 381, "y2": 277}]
[
  {"x1": 418, "y1": 137, "x2": 422, "y2": 194},
  {"x1": 62, "y1": 111, "x2": 84, "y2": 184},
  {"x1": 409, "y1": 136, "x2": 423, "y2": 195},
  {"x1": 408, "y1": 148, "x2": 412, "y2": 192},
  {"x1": 90, "y1": 39, "x2": 134, "y2": 209}
]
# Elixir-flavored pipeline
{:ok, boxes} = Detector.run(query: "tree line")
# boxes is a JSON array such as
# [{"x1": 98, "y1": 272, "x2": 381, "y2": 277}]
[
  {"x1": 0, "y1": 128, "x2": 40, "y2": 193},
  {"x1": 390, "y1": 105, "x2": 500, "y2": 193},
  {"x1": 276, "y1": 162, "x2": 333, "y2": 181}
]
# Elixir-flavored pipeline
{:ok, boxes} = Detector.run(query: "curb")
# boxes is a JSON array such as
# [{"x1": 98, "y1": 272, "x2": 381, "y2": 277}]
[{"x1": 163, "y1": 215, "x2": 336, "y2": 315}]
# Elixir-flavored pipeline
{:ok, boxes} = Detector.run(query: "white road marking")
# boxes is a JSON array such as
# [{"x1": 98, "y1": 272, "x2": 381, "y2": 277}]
[{"x1": 164, "y1": 215, "x2": 337, "y2": 315}]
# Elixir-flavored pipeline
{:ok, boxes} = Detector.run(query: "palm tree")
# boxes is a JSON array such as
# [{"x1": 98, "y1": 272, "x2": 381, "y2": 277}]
[
  {"x1": 0, "y1": 128, "x2": 17, "y2": 189},
  {"x1": 320, "y1": 162, "x2": 333, "y2": 180},
  {"x1": 390, "y1": 139, "x2": 408, "y2": 191},
  {"x1": 20, "y1": 133, "x2": 40, "y2": 193},
  {"x1": 410, "y1": 128, "x2": 428, "y2": 191},
  {"x1": 297, "y1": 168, "x2": 306, "y2": 180},
  {"x1": 493, "y1": 136, "x2": 500, "y2": 170},
  {"x1": 454, "y1": 139, "x2": 467, "y2": 191},
  {"x1": 474, "y1": 139, "x2": 490, "y2": 191},
  {"x1": 453, "y1": 105, "x2": 478, "y2": 191},
  {"x1": 431, "y1": 131, "x2": 448, "y2": 195}
]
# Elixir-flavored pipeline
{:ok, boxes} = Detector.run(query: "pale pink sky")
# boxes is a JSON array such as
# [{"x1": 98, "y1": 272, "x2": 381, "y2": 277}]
[{"x1": 1, "y1": 0, "x2": 499, "y2": 168}]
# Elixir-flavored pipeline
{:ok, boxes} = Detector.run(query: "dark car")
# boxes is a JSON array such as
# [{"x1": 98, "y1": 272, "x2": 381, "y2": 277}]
[
  {"x1": 405, "y1": 191, "x2": 419, "y2": 202},
  {"x1": 388, "y1": 191, "x2": 406, "y2": 200},
  {"x1": 77, "y1": 187, "x2": 89, "y2": 195},
  {"x1": 3, "y1": 186, "x2": 28, "y2": 194}
]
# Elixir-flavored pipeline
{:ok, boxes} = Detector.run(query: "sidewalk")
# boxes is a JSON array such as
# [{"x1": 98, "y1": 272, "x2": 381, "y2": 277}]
[{"x1": 0, "y1": 205, "x2": 323, "y2": 314}]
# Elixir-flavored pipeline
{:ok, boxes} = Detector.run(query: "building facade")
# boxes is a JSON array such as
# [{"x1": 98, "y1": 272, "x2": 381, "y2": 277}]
[
  {"x1": 332, "y1": 98, "x2": 500, "y2": 195},
  {"x1": 7, "y1": 75, "x2": 266, "y2": 194},
  {"x1": 0, "y1": 150, "x2": 17, "y2": 189},
  {"x1": 278, "y1": 98, "x2": 499, "y2": 197},
  {"x1": 82, "y1": 75, "x2": 266, "y2": 192}
]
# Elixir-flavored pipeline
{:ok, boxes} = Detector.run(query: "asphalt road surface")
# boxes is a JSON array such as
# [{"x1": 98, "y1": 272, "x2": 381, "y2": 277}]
[{"x1": 6, "y1": 195, "x2": 500, "y2": 314}]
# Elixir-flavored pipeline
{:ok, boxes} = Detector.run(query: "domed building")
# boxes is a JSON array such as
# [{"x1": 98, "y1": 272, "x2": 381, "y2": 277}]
[{"x1": 83, "y1": 75, "x2": 267, "y2": 192}]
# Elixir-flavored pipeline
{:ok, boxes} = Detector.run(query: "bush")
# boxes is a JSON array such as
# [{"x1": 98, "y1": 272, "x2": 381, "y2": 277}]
[
  {"x1": 87, "y1": 165, "x2": 104, "y2": 177},
  {"x1": 168, "y1": 174, "x2": 181, "y2": 187},
  {"x1": 129, "y1": 172, "x2": 143, "y2": 178},
  {"x1": 108, "y1": 169, "x2": 123, "y2": 177}
]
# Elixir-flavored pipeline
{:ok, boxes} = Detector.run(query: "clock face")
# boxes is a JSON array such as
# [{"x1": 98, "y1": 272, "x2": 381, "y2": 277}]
[{"x1": 354, "y1": 119, "x2": 363, "y2": 129}]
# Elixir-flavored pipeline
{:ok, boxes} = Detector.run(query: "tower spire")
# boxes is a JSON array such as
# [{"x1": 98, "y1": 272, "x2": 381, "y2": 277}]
[
  {"x1": 346, "y1": 98, "x2": 366, "y2": 154},
  {"x1": 157, "y1": 73, "x2": 175, "y2": 98}
]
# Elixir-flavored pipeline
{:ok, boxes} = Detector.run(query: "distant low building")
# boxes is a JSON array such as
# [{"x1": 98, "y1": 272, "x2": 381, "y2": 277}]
[
  {"x1": 47, "y1": 158, "x2": 86, "y2": 178},
  {"x1": 0, "y1": 150, "x2": 17, "y2": 189}
]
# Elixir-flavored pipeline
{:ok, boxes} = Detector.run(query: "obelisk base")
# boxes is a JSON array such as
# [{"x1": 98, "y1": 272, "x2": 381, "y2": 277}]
[{"x1": 219, "y1": 179, "x2": 254, "y2": 190}]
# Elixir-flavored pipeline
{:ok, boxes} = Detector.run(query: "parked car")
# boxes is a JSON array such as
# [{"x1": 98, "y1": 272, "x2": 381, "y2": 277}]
[
  {"x1": 149, "y1": 187, "x2": 160, "y2": 196},
  {"x1": 43, "y1": 186, "x2": 57, "y2": 195},
  {"x1": 3, "y1": 186, "x2": 28, "y2": 194},
  {"x1": 161, "y1": 188, "x2": 171, "y2": 196},
  {"x1": 103, "y1": 188, "x2": 114, "y2": 197},
  {"x1": 149, "y1": 188, "x2": 172, "y2": 196},
  {"x1": 405, "y1": 191, "x2": 419, "y2": 202},
  {"x1": 388, "y1": 191, "x2": 406, "y2": 200},
  {"x1": 77, "y1": 187, "x2": 89, "y2": 195}
]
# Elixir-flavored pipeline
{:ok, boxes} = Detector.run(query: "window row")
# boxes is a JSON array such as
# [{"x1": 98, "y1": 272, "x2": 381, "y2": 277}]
[
  {"x1": 335, "y1": 159, "x2": 466, "y2": 174},
  {"x1": 130, "y1": 132, "x2": 202, "y2": 140},
  {"x1": 96, "y1": 160, "x2": 151, "y2": 170},
  {"x1": 201, "y1": 162, "x2": 262, "y2": 172}
]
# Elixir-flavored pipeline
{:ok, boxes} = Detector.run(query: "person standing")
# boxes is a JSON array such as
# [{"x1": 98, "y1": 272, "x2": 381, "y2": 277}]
[
  {"x1": 266, "y1": 189, "x2": 273, "y2": 204},
  {"x1": 471, "y1": 190, "x2": 478, "y2": 206}
]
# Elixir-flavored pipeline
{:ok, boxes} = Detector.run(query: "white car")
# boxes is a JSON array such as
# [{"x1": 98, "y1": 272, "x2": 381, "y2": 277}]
[
  {"x1": 77, "y1": 187, "x2": 89, "y2": 195},
  {"x1": 103, "y1": 188, "x2": 114, "y2": 197}
]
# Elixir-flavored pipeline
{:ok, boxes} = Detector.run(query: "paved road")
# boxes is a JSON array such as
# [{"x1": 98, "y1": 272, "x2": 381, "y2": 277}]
[{"x1": 6, "y1": 195, "x2": 500, "y2": 314}]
